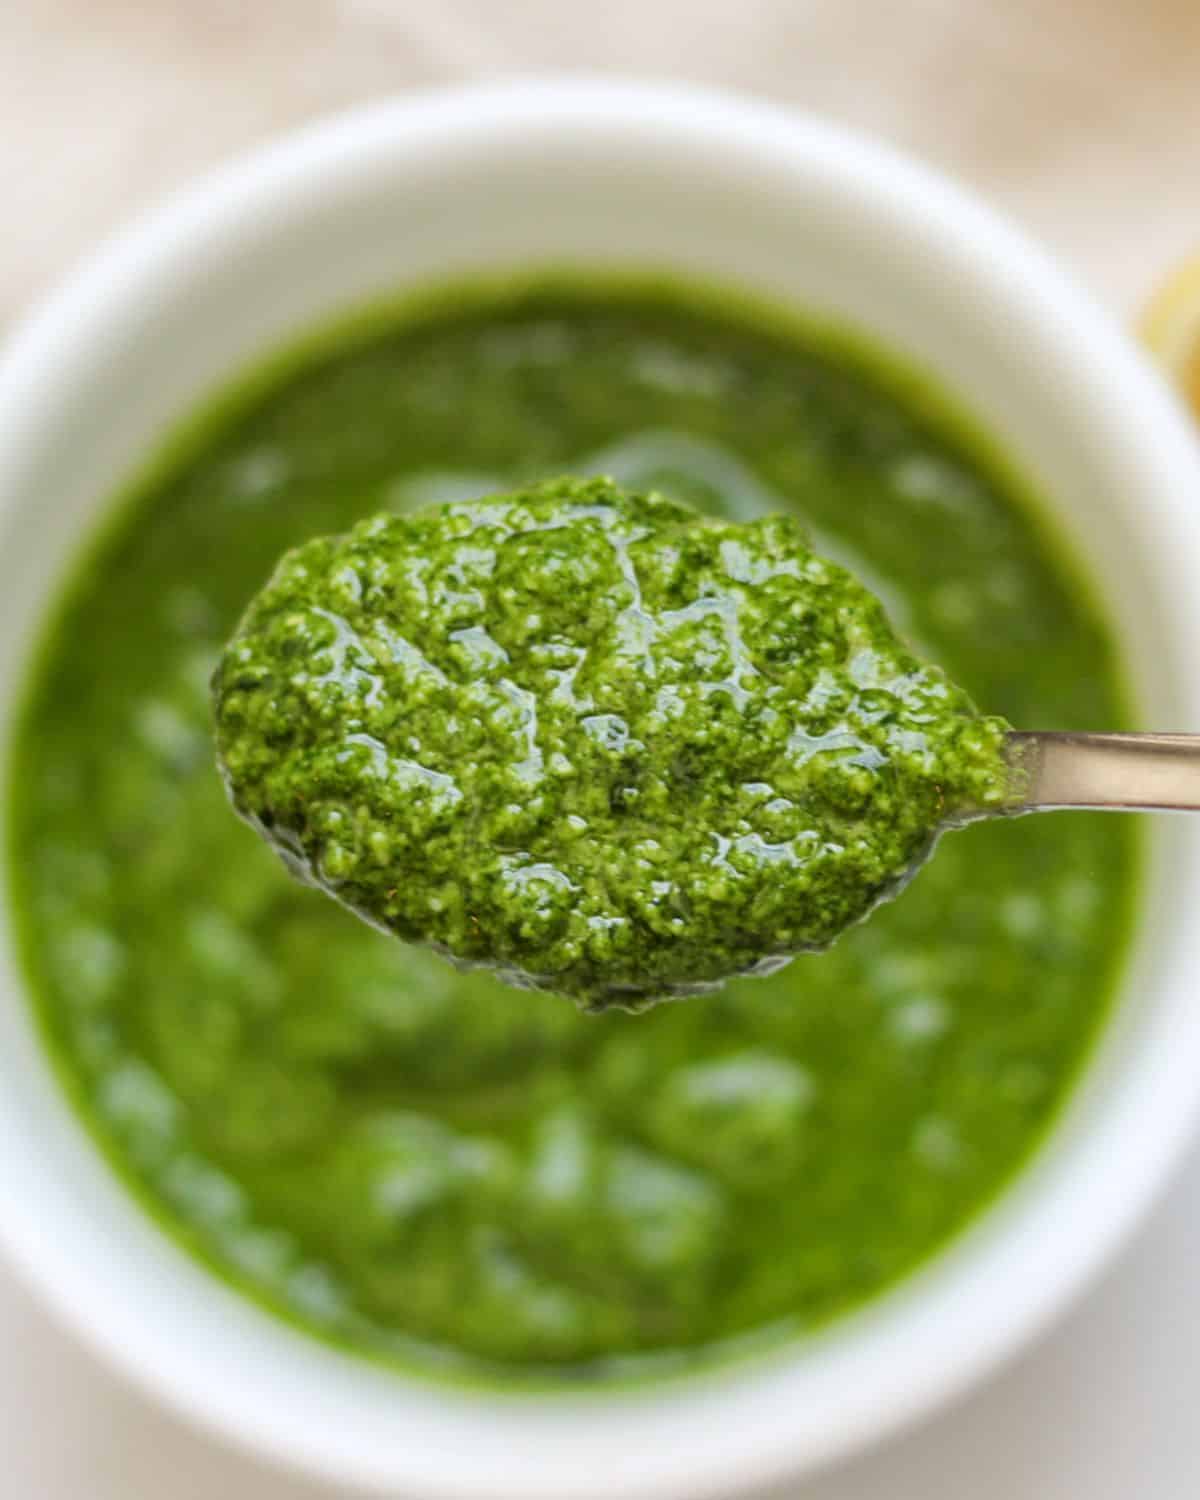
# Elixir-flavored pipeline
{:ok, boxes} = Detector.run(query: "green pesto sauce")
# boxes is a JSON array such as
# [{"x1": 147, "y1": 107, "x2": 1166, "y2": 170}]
[
  {"x1": 8, "y1": 281, "x2": 1136, "y2": 1382},
  {"x1": 214, "y1": 478, "x2": 1010, "y2": 1008}
]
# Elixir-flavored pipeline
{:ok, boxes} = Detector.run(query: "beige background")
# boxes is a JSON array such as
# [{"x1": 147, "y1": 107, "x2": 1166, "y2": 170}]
[
  {"x1": 4, "y1": 0, "x2": 1200, "y2": 328},
  {"x1": 3, "y1": 3, "x2": 1200, "y2": 1496}
]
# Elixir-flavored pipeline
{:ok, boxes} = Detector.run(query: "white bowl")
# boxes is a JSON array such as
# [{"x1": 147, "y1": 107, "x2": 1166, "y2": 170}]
[{"x1": 1, "y1": 78, "x2": 1200, "y2": 1500}]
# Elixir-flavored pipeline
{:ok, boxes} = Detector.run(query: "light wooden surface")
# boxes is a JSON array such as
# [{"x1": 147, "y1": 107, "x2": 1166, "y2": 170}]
[
  {"x1": 3, "y1": 4, "x2": 1200, "y2": 1496},
  {"x1": 4, "y1": 0, "x2": 1200, "y2": 327}
]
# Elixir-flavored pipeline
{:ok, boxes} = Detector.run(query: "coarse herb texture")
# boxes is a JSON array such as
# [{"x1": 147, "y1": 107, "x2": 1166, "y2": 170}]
[
  {"x1": 11, "y1": 283, "x2": 1135, "y2": 1380},
  {"x1": 213, "y1": 477, "x2": 1011, "y2": 1008}
]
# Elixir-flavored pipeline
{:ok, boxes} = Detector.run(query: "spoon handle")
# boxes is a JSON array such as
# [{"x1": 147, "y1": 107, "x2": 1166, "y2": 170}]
[{"x1": 1006, "y1": 731, "x2": 1200, "y2": 812}]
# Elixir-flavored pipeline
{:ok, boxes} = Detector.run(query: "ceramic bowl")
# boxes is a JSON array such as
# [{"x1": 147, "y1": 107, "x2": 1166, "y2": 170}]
[{"x1": 2, "y1": 80, "x2": 1200, "y2": 1500}]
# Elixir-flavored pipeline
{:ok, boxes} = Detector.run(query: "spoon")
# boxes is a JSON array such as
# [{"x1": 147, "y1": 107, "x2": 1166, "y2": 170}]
[
  {"x1": 972, "y1": 732, "x2": 1200, "y2": 819},
  {"x1": 214, "y1": 477, "x2": 1197, "y2": 1010}
]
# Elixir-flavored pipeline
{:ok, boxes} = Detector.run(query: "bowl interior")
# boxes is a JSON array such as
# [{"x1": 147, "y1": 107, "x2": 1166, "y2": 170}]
[{"x1": 1, "y1": 83, "x2": 1200, "y2": 1500}]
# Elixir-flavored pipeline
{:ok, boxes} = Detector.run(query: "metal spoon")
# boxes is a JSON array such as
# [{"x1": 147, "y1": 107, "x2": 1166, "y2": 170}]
[{"x1": 965, "y1": 732, "x2": 1200, "y2": 820}]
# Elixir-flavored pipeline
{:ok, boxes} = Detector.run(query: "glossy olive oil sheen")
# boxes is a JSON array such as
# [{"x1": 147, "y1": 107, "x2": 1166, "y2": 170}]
[
  {"x1": 7, "y1": 280, "x2": 1137, "y2": 1384},
  {"x1": 213, "y1": 478, "x2": 1010, "y2": 1007}
]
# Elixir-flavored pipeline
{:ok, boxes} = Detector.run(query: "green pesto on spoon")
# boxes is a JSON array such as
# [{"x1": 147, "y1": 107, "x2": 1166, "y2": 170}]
[{"x1": 211, "y1": 476, "x2": 1186, "y2": 1012}]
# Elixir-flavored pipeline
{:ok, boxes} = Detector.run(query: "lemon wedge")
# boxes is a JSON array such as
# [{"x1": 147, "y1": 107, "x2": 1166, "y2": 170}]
[{"x1": 1142, "y1": 253, "x2": 1200, "y2": 418}]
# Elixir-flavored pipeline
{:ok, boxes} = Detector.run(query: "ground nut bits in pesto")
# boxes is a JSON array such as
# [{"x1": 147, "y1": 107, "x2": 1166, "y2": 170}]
[{"x1": 213, "y1": 477, "x2": 1011, "y2": 1008}]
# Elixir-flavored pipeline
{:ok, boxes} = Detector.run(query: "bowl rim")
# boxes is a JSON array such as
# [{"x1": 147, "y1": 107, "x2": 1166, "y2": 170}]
[{"x1": 3, "y1": 76, "x2": 1200, "y2": 1500}]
